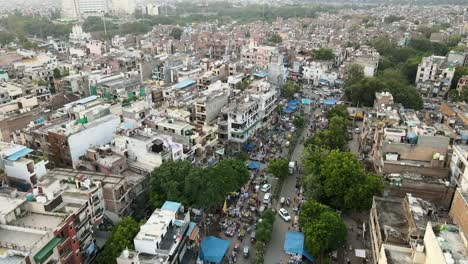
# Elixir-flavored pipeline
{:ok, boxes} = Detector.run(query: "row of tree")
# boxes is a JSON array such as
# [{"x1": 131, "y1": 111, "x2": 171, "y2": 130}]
[
  {"x1": 345, "y1": 64, "x2": 424, "y2": 110},
  {"x1": 149, "y1": 159, "x2": 250, "y2": 210},
  {"x1": 253, "y1": 209, "x2": 276, "y2": 264}
]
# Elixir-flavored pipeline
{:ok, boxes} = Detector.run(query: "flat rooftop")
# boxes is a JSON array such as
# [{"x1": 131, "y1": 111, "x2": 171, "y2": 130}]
[
  {"x1": 374, "y1": 197, "x2": 409, "y2": 246},
  {"x1": 0, "y1": 228, "x2": 45, "y2": 250},
  {"x1": 48, "y1": 168, "x2": 126, "y2": 189},
  {"x1": 436, "y1": 225, "x2": 468, "y2": 263},
  {"x1": 0, "y1": 195, "x2": 25, "y2": 219},
  {"x1": 11, "y1": 213, "x2": 65, "y2": 231},
  {"x1": 385, "y1": 248, "x2": 412, "y2": 264}
]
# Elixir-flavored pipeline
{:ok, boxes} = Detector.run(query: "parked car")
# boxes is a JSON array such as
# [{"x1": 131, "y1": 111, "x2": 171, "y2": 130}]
[
  {"x1": 261, "y1": 184, "x2": 271, "y2": 192},
  {"x1": 279, "y1": 208, "x2": 291, "y2": 222},
  {"x1": 355, "y1": 127, "x2": 360, "y2": 134},
  {"x1": 263, "y1": 193, "x2": 271, "y2": 204},
  {"x1": 243, "y1": 246, "x2": 249, "y2": 258}
]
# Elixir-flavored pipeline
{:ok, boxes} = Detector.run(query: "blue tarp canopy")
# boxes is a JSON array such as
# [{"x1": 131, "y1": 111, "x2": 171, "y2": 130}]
[
  {"x1": 200, "y1": 236, "x2": 230, "y2": 263},
  {"x1": 249, "y1": 161, "x2": 261, "y2": 170},
  {"x1": 301, "y1": 98, "x2": 311, "y2": 105},
  {"x1": 35, "y1": 117, "x2": 45, "y2": 124},
  {"x1": 288, "y1": 100, "x2": 299, "y2": 105},
  {"x1": 186, "y1": 222, "x2": 196, "y2": 237},
  {"x1": 324, "y1": 99, "x2": 337, "y2": 105},
  {"x1": 462, "y1": 133, "x2": 468, "y2": 141},
  {"x1": 161, "y1": 201, "x2": 181, "y2": 212},
  {"x1": 254, "y1": 72, "x2": 269, "y2": 78},
  {"x1": 244, "y1": 143, "x2": 255, "y2": 151},
  {"x1": 284, "y1": 231, "x2": 314, "y2": 262},
  {"x1": 6, "y1": 148, "x2": 33, "y2": 161},
  {"x1": 319, "y1": 79, "x2": 329, "y2": 84},
  {"x1": 283, "y1": 108, "x2": 294, "y2": 114},
  {"x1": 175, "y1": 79, "x2": 196, "y2": 89}
]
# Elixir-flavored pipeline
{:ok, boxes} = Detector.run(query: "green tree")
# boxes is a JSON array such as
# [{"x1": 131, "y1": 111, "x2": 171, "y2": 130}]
[
  {"x1": 267, "y1": 158, "x2": 289, "y2": 180},
  {"x1": 280, "y1": 80, "x2": 300, "y2": 98},
  {"x1": 384, "y1": 15, "x2": 403, "y2": 24},
  {"x1": 0, "y1": 32, "x2": 15, "y2": 46},
  {"x1": 312, "y1": 48, "x2": 335, "y2": 61},
  {"x1": 268, "y1": 33, "x2": 282, "y2": 44},
  {"x1": 293, "y1": 114, "x2": 305, "y2": 129},
  {"x1": 96, "y1": 217, "x2": 144, "y2": 264},
  {"x1": 326, "y1": 104, "x2": 348, "y2": 120},
  {"x1": 150, "y1": 161, "x2": 192, "y2": 208},
  {"x1": 170, "y1": 27, "x2": 183, "y2": 40},
  {"x1": 53, "y1": 68, "x2": 61, "y2": 79},
  {"x1": 299, "y1": 200, "x2": 347, "y2": 258},
  {"x1": 302, "y1": 150, "x2": 383, "y2": 210},
  {"x1": 306, "y1": 116, "x2": 348, "y2": 151},
  {"x1": 345, "y1": 64, "x2": 364, "y2": 87},
  {"x1": 256, "y1": 210, "x2": 276, "y2": 243},
  {"x1": 451, "y1": 66, "x2": 468, "y2": 90}
]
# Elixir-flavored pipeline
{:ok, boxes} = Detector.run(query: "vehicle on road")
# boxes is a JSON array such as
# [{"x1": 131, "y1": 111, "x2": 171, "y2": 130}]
[
  {"x1": 280, "y1": 197, "x2": 285, "y2": 206},
  {"x1": 243, "y1": 246, "x2": 249, "y2": 258},
  {"x1": 261, "y1": 183, "x2": 271, "y2": 192},
  {"x1": 279, "y1": 208, "x2": 291, "y2": 222},
  {"x1": 263, "y1": 193, "x2": 271, "y2": 204},
  {"x1": 288, "y1": 161, "x2": 296, "y2": 174},
  {"x1": 355, "y1": 127, "x2": 360, "y2": 134}
]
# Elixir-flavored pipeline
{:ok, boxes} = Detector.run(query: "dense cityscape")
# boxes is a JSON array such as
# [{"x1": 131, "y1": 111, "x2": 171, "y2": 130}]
[{"x1": 0, "y1": 0, "x2": 467, "y2": 264}]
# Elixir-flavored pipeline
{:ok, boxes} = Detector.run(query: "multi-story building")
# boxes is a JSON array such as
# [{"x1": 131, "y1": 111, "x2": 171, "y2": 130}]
[
  {"x1": 194, "y1": 81, "x2": 230, "y2": 125},
  {"x1": 112, "y1": 0, "x2": 136, "y2": 14},
  {"x1": 457, "y1": 75, "x2": 468, "y2": 93},
  {"x1": 449, "y1": 188, "x2": 468, "y2": 236},
  {"x1": 240, "y1": 42, "x2": 279, "y2": 67},
  {"x1": 47, "y1": 114, "x2": 121, "y2": 168},
  {"x1": 113, "y1": 128, "x2": 184, "y2": 173},
  {"x1": 61, "y1": 0, "x2": 80, "y2": 18},
  {"x1": 0, "y1": 185, "x2": 96, "y2": 264},
  {"x1": 0, "y1": 141, "x2": 47, "y2": 190},
  {"x1": 415, "y1": 55, "x2": 455, "y2": 99},
  {"x1": 342, "y1": 46, "x2": 380, "y2": 77},
  {"x1": 116, "y1": 201, "x2": 199, "y2": 264},
  {"x1": 449, "y1": 144, "x2": 468, "y2": 191}
]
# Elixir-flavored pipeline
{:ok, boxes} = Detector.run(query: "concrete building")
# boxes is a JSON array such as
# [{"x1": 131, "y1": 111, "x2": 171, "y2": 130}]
[
  {"x1": 369, "y1": 195, "x2": 436, "y2": 264},
  {"x1": 240, "y1": 42, "x2": 278, "y2": 67},
  {"x1": 0, "y1": 142, "x2": 47, "y2": 190},
  {"x1": 113, "y1": 128, "x2": 184, "y2": 173},
  {"x1": 0, "y1": 186, "x2": 96, "y2": 264},
  {"x1": 450, "y1": 144, "x2": 468, "y2": 191},
  {"x1": 61, "y1": 0, "x2": 80, "y2": 18},
  {"x1": 415, "y1": 55, "x2": 455, "y2": 99},
  {"x1": 457, "y1": 75, "x2": 468, "y2": 93},
  {"x1": 69, "y1": 25, "x2": 92, "y2": 45},
  {"x1": 116, "y1": 201, "x2": 199, "y2": 264},
  {"x1": 194, "y1": 81, "x2": 230, "y2": 125},
  {"x1": 112, "y1": 0, "x2": 136, "y2": 14},
  {"x1": 449, "y1": 188, "x2": 468, "y2": 237},
  {"x1": 47, "y1": 114, "x2": 121, "y2": 168},
  {"x1": 343, "y1": 46, "x2": 380, "y2": 77},
  {"x1": 145, "y1": 4, "x2": 160, "y2": 16},
  {"x1": 302, "y1": 61, "x2": 337, "y2": 86}
]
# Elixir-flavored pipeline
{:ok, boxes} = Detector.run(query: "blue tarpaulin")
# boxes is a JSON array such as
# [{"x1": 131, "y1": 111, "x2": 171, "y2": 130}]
[
  {"x1": 288, "y1": 100, "x2": 299, "y2": 105},
  {"x1": 301, "y1": 99, "x2": 311, "y2": 105},
  {"x1": 161, "y1": 201, "x2": 181, "y2": 212},
  {"x1": 249, "y1": 161, "x2": 261, "y2": 170},
  {"x1": 175, "y1": 79, "x2": 196, "y2": 89},
  {"x1": 200, "y1": 236, "x2": 230, "y2": 263},
  {"x1": 284, "y1": 231, "x2": 314, "y2": 262},
  {"x1": 6, "y1": 148, "x2": 33, "y2": 161},
  {"x1": 244, "y1": 143, "x2": 255, "y2": 151},
  {"x1": 86, "y1": 243, "x2": 95, "y2": 255},
  {"x1": 324, "y1": 99, "x2": 337, "y2": 105},
  {"x1": 253, "y1": 72, "x2": 269, "y2": 78},
  {"x1": 35, "y1": 117, "x2": 45, "y2": 124},
  {"x1": 283, "y1": 108, "x2": 294, "y2": 114},
  {"x1": 186, "y1": 222, "x2": 196, "y2": 237}
]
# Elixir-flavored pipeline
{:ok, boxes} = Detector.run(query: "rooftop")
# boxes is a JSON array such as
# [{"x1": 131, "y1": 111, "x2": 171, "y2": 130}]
[
  {"x1": 374, "y1": 196, "x2": 409, "y2": 246},
  {"x1": 0, "y1": 195, "x2": 25, "y2": 218},
  {"x1": 10, "y1": 213, "x2": 65, "y2": 231},
  {"x1": 0, "y1": 227, "x2": 45, "y2": 250},
  {"x1": 433, "y1": 223, "x2": 468, "y2": 263}
]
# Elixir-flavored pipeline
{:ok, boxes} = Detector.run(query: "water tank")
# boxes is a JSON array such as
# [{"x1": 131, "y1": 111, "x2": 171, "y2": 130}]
[
  {"x1": 152, "y1": 139, "x2": 164, "y2": 153},
  {"x1": 26, "y1": 193, "x2": 34, "y2": 201},
  {"x1": 408, "y1": 133, "x2": 418, "y2": 144}
]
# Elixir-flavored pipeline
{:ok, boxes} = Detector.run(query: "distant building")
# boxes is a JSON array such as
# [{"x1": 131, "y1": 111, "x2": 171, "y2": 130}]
[
  {"x1": 112, "y1": 0, "x2": 136, "y2": 14},
  {"x1": 415, "y1": 55, "x2": 455, "y2": 99},
  {"x1": 450, "y1": 144, "x2": 468, "y2": 191},
  {"x1": 145, "y1": 4, "x2": 160, "y2": 16}
]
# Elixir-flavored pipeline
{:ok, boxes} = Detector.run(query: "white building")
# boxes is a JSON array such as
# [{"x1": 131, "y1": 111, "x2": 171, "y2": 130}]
[
  {"x1": 69, "y1": 25, "x2": 92, "y2": 45},
  {"x1": 415, "y1": 55, "x2": 456, "y2": 99},
  {"x1": 145, "y1": 4, "x2": 160, "y2": 16},
  {"x1": 450, "y1": 144, "x2": 468, "y2": 191},
  {"x1": 195, "y1": 81, "x2": 230, "y2": 125},
  {"x1": 61, "y1": 0, "x2": 80, "y2": 18},
  {"x1": 343, "y1": 46, "x2": 380, "y2": 77},
  {"x1": 0, "y1": 142, "x2": 47, "y2": 187},
  {"x1": 112, "y1": 0, "x2": 136, "y2": 14},
  {"x1": 62, "y1": 0, "x2": 108, "y2": 17},
  {"x1": 302, "y1": 61, "x2": 337, "y2": 86},
  {"x1": 113, "y1": 129, "x2": 184, "y2": 173}
]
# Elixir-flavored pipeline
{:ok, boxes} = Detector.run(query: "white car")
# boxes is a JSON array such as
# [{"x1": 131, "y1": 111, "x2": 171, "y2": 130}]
[
  {"x1": 263, "y1": 193, "x2": 271, "y2": 204},
  {"x1": 261, "y1": 184, "x2": 271, "y2": 192},
  {"x1": 279, "y1": 208, "x2": 291, "y2": 222}
]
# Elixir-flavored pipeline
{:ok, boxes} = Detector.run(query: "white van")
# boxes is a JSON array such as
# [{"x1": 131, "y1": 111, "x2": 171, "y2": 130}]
[
  {"x1": 288, "y1": 161, "x2": 296, "y2": 174},
  {"x1": 263, "y1": 193, "x2": 271, "y2": 204}
]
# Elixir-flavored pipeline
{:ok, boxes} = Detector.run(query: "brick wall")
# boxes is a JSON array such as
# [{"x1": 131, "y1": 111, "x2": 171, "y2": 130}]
[{"x1": 449, "y1": 189, "x2": 468, "y2": 236}]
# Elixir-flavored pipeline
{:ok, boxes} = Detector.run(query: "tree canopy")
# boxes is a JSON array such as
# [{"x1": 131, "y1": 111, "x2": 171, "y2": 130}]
[
  {"x1": 299, "y1": 200, "x2": 347, "y2": 256},
  {"x1": 170, "y1": 27, "x2": 183, "y2": 40},
  {"x1": 293, "y1": 114, "x2": 305, "y2": 129},
  {"x1": 280, "y1": 80, "x2": 300, "y2": 98},
  {"x1": 268, "y1": 33, "x2": 283, "y2": 44},
  {"x1": 267, "y1": 158, "x2": 289, "y2": 181},
  {"x1": 150, "y1": 159, "x2": 249, "y2": 210},
  {"x1": 451, "y1": 66, "x2": 468, "y2": 90},
  {"x1": 305, "y1": 116, "x2": 348, "y2": 151},
  {"x1": 312, "y1": 48, "x2": 335, "y2": 61},
  {"x1": 302, "y1": 149, "x2": 383, "y2": 211},
  {"x1": 96, "y1": 217, "x2": 144, "y2": 264}
]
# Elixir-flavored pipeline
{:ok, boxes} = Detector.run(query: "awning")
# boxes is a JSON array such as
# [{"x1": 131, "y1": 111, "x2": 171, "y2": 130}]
[
  {"x1": 200, "y1": 236, "x2": 231, "y2": 264},
  {"x1": 324, "y1": 99, "x2": 337, "y2": 105},
  {"x1": 6, "y1": 148, "x2": 33, "y2": 161},
  {"x1": 215, "y1": 148, "x2": 225, "y2": 155},
  {"x1": 284, "y1": 231, "x2": 314, "y2": 262},
  {"x1": 186, "y1": 222, "x2": 199, "y2": 241},
  {"x1": 34, "y1": 237, "x2": 62, "y2": 263},
  {"x1": 301, "y1": 99, "x2": 311, "y2": 105},
  {"x1": 249, "y1": 161, "x2": 261, "y2": 170},
  {"x1": 355, "y1": 249, "x2": 366, "y2": 258}
]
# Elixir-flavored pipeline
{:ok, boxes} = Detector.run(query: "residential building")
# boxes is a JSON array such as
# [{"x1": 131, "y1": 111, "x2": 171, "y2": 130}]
[
  {"x1": 112, "y1": 0, "x2": 136, "y2": 15},
  {"x1": 457, "y1": 75, "x2": 468, "y2": 93},
  {"x1": 240, "y1": 42, "x2": 279, "y2": 67},
  {"x1": 47, "y1": 114, "x2": 121, "y2": 168},
  {"x1": 218, "y1": 96, "x2": 260, "y2": 143},
  {"x1": 145, "y1": 4, "x2": 160, "y2": 16},
  {"x1": 0, "y1": 141, "x2": 47, "y2": 191},
  {"x1": 194, "y1": 81, "x2": 230, "y2": 125},
  {"x1": 449, "y1": 144, "x2": 468, "y2": 191},
  {"x1": 69, "y1": 25, "x2": 92, "y2": 46},
  {"x1": 415, "y1": 55, "x2": 455, "y2": 99},
  {"x1": 61, "y1": 0, "x2": 80, "y2": 18},
  {"x1": 0, "y1": 186, "x2": 96, "y2": 264},
  {"x1": 342, "y1": 46, "x2": 380, "y2": 77},
  {"x1": 116, "y1": 201, "x2": 199, "y2": 264},
  {"x1": 449, "y1": 188, "x2": 468, "y2": 236}
]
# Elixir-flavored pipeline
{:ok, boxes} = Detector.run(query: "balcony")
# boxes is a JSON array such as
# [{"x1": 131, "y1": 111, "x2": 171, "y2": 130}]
[{"x1": 60, "y1": 248, "x2": 73, "y2": 262}]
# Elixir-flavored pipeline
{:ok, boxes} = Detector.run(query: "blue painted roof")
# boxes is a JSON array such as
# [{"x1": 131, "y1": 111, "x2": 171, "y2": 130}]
[
  {"x1": 301, "y1": 99, "x2": 311, "y2": 105},
  {"x1": 324, "y1": 99, "x2": 337, "y2": 105},
  {"x1": 175, "y1": 79, "x2": 196, "y2": 89},
  {"x1": 161, "y1": 201, "x2": 181, "y2": 212},
  {"x1": 6, "y1": 148, "x2": 33, "y2": 161},
  {"x1": 249, "y1": 161, "x2": 261, "y2": 170},
  {"x1": 186, "y1": 222, "x2": 197, "y2": 237},
  {"x1": 254, "y1": 72, "x2": 269, "y2": 78},
  {"x1": 64, "y1": 95, "x2": 98, "y2": 109}
]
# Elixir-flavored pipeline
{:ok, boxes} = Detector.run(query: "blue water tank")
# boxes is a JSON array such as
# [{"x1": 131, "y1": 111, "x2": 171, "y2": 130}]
[
  {"x1": 408, "y1": 133, "x2": 418, "y2": 144},
  {"x1": 26, "y1": 193, "x2": 34, "y2": 201}
]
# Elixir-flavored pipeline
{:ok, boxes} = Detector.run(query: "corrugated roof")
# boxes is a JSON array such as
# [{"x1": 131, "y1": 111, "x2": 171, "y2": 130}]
[
  {"x1": 175, "y1": 79, "x2": 196, "y2": 89},
  {"x1": 6, "y1": 148, "x2": 33, "y2": 161}
]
